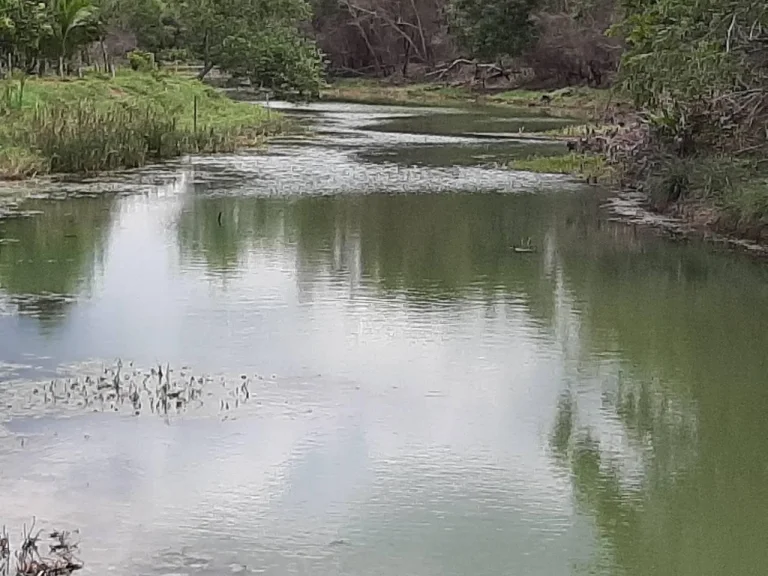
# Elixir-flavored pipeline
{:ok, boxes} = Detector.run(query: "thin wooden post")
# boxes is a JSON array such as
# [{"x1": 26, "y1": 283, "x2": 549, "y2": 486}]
[{"x1": 193, "y1": 95, "x2": 198, "y2": 135}]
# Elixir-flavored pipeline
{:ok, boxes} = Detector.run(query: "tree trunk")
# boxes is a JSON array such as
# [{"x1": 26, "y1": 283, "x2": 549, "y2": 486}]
[
  {"x1": 100, "y1": 39, "x2": 108, "y2": 74},
  {"x1": 408, "y1": 0, "x2": 430, "y2": 65},
  {"x1": 197, "y1": 30, "x2": 211, "y2": 79},
  {"x1": 197, "y1": 62, "x2": 214, "y2": 80},
  {"x1": 402, "y1": 39, "x2": 410, "y2": 77}
]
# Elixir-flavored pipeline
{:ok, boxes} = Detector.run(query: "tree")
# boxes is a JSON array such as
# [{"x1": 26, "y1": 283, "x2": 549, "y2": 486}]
[
  {"x1": 0, "y1": 0, "x2": 53, "y2": 72},
  {"x1": 98, "y1": 0, "x2": 179, "y2": 55},
  {"x1": 177, "y1": 0, "x2": 323, "y2": 96},
  {"x1": 217, "y1": 27, "x2": 324, "y2": 97},
  {"x1": 448, "y1": 0, "x2": 538, "y2": 61},
  {"x1": 48, "y1": 0, "x2": 99, "y2": 75}
]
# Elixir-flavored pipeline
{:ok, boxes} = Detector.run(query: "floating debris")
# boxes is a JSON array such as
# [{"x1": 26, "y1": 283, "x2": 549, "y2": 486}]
[{"x1": 512, "y1": 237, "x2": 537, "y2": 253}]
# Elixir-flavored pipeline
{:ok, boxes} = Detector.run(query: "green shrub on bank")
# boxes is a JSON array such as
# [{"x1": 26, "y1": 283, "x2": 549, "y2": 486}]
[
  {"x1": 643, "y1": 155, "x2": 768, "y2": 228},
  {"x1": 128, "y1": 50, "x2": 156, "y2": 72}
]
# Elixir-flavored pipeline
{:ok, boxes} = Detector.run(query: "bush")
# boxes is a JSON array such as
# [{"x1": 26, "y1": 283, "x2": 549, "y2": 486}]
[
  {"x1": 524, "y1": 13, "x2": 621, "y2": 88},
  {"x1": 128, "y1": 50, "x2": 156, "y2": 72},
  {"x1": 157, "y1": 47, "x2": 192, "y2": 63}
]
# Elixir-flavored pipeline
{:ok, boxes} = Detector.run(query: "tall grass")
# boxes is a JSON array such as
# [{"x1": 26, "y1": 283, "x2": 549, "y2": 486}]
[
  {"x1": 0, "y1": 147, "x2": 46, "y2": 179},
  {"x1": 23, "y1": 101, "x2": 238, "y2": 173},
  {"x1": 0, "y1": 70, "x2": 285, "y2": 178}
]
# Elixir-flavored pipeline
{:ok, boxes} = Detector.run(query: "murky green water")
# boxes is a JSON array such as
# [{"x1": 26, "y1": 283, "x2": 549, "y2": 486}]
[{"x1": 1, "y1": 102, "x2": 768, "y2": 576}]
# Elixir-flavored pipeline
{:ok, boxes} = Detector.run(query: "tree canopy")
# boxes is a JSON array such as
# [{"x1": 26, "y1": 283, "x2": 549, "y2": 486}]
[
  {"x1": 177, "y1": 0, "x2": 323, "y2": 96},
  {"x1": 1, "y1": 0, "x2": 323, "y2": 95},
  {"x1": 449, "y1": 0, "x2": 538, "y2": 61}
]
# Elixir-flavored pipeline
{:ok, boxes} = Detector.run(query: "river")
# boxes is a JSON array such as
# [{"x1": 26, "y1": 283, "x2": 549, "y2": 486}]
[{"x1": 1, "y1": 102, "x2": 768, "y2": 576}]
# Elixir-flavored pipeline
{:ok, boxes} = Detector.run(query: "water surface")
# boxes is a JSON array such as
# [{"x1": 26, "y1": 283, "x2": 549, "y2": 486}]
[{"x1": 1, "y1": 102, "x2": 768, "y2": 576}]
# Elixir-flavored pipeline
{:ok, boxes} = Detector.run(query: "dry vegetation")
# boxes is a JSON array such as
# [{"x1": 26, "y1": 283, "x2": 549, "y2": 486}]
[
  {"x1": 1, "y1": 522, "x2": 82, "y2": 576},
  {"x1": 312, "y1": 0, "x2": 622, "y2": 90}
]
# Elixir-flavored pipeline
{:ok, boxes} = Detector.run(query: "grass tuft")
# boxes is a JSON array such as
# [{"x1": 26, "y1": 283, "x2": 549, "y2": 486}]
[{"x1": 510, "y1": 152, "x2": 613, "y2": 182}]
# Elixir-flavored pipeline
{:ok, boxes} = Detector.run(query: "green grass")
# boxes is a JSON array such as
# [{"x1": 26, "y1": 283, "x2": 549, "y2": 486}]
[
  {"x1": 510, "y1": 152, "x2": 614, "y2": 182},
  {"x1": 722, "y1": 177, "x2": 768, "y2": 226},
  {"x1": 489, "y1": 86, "x2": 617, "y2": 114},
  {"x1": 0, "y1": 69, "x2": 286, "y2": 179}
]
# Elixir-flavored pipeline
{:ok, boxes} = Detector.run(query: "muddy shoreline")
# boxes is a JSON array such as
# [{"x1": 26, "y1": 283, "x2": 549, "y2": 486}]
[{"x1": 604, "y1": 190, "x2": 768, "y2": 259}]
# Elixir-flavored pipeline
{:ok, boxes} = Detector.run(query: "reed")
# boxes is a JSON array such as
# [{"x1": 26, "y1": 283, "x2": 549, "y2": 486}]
[
  {"x1": 0, "y1": 71, "x2": 285, "y2": 178},
  {"x1": 0, "y1": 147, "x2": 46, "y2": 180},
  {"x1": 18, "y1": 101, "x2": 242, "y2": 174}
]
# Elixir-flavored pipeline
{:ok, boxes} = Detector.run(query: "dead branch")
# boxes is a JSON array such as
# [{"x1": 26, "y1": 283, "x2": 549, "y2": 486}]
[{"x1": 424, "y1": 58, "x2": 475, "y2": 80}]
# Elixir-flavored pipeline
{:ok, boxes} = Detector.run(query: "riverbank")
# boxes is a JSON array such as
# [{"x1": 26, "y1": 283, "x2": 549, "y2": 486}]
[
  {"x1": 322, "y1": 79, "x2": 768, "y2": 247},
  {"x1": 631, "y1": 154, "x2": 768, "y2": 245},
  {"x1": 0, "y1": 71, "x2": 286, "y2": 180},
  {"x1": 321, "y1": 78, "x2": 618, "y2": 119}
]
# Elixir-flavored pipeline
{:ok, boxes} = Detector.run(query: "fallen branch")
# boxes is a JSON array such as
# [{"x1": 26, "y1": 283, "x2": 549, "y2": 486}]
[{"x1": 424, "y1": 58, "x2": 475, "y2": 80}]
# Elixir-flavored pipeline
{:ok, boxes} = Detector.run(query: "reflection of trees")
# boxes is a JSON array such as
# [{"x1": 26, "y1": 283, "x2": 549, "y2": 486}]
[
  {"x1": 175, "y1": 186, "x2": 768, "y2": 576},
  {"x1": 175, "y1": 192, "x2": 575, "y2": 322},
  {"x1": 0, "y1": 196, "x2": 115, "y2": 324},
  {"x1": 549, "y1": 213, "x2": 768, "y2": 576}
]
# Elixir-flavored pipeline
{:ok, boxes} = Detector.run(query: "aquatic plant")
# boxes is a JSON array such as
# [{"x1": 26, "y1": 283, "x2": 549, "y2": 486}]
[
  {"x1": 0, "y1": 521, "x2": 82, "y2": 576},
  {"x1": 6, "y1": 361, "x2": 259, "y2": 419}
]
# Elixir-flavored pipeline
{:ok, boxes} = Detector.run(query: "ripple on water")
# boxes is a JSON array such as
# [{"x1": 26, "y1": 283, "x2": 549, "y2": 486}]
[{"x1": 182, "y1": 143, "x2": 576, "y2": 198}]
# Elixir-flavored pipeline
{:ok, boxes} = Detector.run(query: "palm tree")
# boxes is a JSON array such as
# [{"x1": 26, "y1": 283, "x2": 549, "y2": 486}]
[{"x1": 49, "y1": 0, "x2": 98, "y2": 76}]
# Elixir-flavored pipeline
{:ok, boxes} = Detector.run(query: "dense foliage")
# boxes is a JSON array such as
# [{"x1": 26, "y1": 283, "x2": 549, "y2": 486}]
[
  {"x1": 3, "y1": 0, "x2": 768, "y2": 196},
  {"x1": 0, "y1": 0, "x2": 323, "y2": 94},
  {"x1": 449, "y1": 0, "x2": 538, "y2": 61},
  {"x1": 178, "y1": 0, "x2": 323, "y2": 96},
  {"x1": 1, "y1": 0, "x2": 624, "y2": 89},
  {"x1": 617, "y1": 0, "x2": 768, "y2": 143}
]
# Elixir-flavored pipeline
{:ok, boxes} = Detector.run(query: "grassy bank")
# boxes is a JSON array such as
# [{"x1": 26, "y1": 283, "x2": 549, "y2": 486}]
[
  {"x1": 635, "y1": 155, "x2": 768, "y2": 242},
  {"x1": 510, "y1": 152, "x2": 614, "y2": 183},
  {"x1": 322, "y1": 78, "x2": 616, "y2": 119},
  {"x1": 0, "y1": 70, "x2": 286, "y2": 179}
]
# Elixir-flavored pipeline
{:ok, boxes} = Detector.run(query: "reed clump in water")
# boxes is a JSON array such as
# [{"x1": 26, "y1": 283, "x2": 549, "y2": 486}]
[
  {"x1": 8, "y1": 360, "x2": 259, "y2": 419},
  {"x1": 1, "y1": 521, "x2": 82, "y2": 576}
]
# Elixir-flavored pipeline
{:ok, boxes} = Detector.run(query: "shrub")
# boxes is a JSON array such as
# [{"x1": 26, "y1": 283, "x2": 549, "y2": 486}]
[{"x1": 128, "y1": 50, "x2": 156, "y2": 72}]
